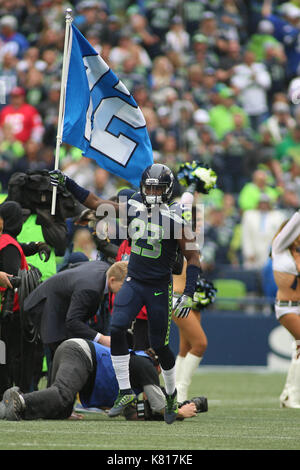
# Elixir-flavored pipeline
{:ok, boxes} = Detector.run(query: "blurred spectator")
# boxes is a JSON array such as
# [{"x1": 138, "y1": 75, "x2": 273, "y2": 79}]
[
  {"x1": 165, "y1": 15, "x2": 190, "y2": 56},
  {"x1": 36, "y1": 27, "x2": 63, "y2": 55},
  {"x1": 238, "y1": 169, "x2": 281, "y2": 212},
  {"x1": 247, "y1": 19, "x2": 280, "y2": 61},
  {"x1": 109, "y1": 33, "x2": 151, "y2": 72},
  {"x1": 16, "y1": 47, "x2": 47, "y2": 76},
  {"x1": 220, "y1": 113, "x2": 257, "y2": 194},
  {"x1": 74, "y1": 0, "x2": 108, "y2": 37},
  {"x1": 158, "y1": 132, "x2": 187, "y2": 173},
  {"x1": 63, "y1": 157, "x2": 97, "y2": 193},
  {"x1": 0, "y1": 52, "x2": 18, "y2": 107},
  {"x1": 23, "y1": 68, "x2": 48, "y2": 111},
  {"x1": 188, "y1": 33, "x2": 219, "y2": 69},
  {"x1": 217, "y1": 39, "x2": 242, "y2": 82},
  {"x1": 194, "y1": 67, "x2": 219, "y2": 110},
  {"x1": 19, "y1": 2, "x2": 44, "y2": 45},
  {"x1": 264, "y1": 42, "x2": 287, "y2": 107},
  {"x1": 280, "y1": 156, "x2": 300, "y2": 209},
  {"x1": 117, "y1": 55, "x2": 148, "y2": 93},
  {"x1": 42, "y1": 0, "x2": 73, "y2": 32},
  {"x1": 92, "y1": 168, "x2": 118, "y2": 199},
  {"x1": 198, "y1": 11, "x2": 229, "y2": 54},
  {"x1": 185, "y1": 63, "x2": 204, "y2": 107},
  {"x1": 39, "y1": 81, "x2": 60, "y2": 146},
  {"x1": 41, "y1": 47, "x2": 62, "y2": 83},
  {"x1": 150, "y1": 55, "x2": 175, "y2": 90},
  {"x1": 13, "y1": 140, "x2": 47, "y2": 174},
  {"x1": 274, "y1": 124, "x2": 300, "y2": 186},
  {"x1": 144, "y1": 0, "x2": 176, "y2": 40},
  {"x1": 0, "y1": 122, "x2": 24, "y2": 190},
  {"x1": 241, "y1": 193, "x2": 285, "y2": 269},
  {"x1": 209, "y1": 86, "x2": 248, "y2": 139},
  {"x1": 201, "y1": 205, "x2": 236, "y2": 272},
  {"x1": 72, "y1": 227, "x2": 97, "y2": 260},
  {"x1": 0, "y1": 87, "x2": 44, "y2": 144},
  {"x1": 100, "y1": 15, "x2": 122, "y2": 49},
  {"x1": 219, "y1": 0, "x2": 244, "y2": 35},
  {"x1": 260, "y1": 101, "x2": 296, "y2": 145},
  {"x1": 0, "y1": 15, "x2": 29, "y2": 61},
  {"x1": 231, "y1": 50, "x2": 271, "y2": 131},
  {"x1": 128, "y1": 12, "x2": 162, "y2": 60},
  {"x1": 264, "y1": 2, "x2": 300, "y2": 78}
]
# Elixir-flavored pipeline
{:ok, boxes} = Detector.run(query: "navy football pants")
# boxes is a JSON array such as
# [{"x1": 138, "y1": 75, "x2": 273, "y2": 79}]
[{"x1": 110, "y1": 277, "x2": 175, "y2": 370}]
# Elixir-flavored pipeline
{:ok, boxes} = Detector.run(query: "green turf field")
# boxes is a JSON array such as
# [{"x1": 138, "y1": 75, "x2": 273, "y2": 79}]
[{"x1": 0, "y1": 370, "x2": 299, "y2": 451}]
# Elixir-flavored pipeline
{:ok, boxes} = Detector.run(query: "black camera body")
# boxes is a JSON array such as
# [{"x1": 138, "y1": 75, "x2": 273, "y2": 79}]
[{"x1": 1, "y1": 276, "x2": 21, "y2": 319}]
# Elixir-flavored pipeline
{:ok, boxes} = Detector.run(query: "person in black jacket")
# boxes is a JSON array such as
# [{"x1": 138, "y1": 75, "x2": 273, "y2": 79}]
[{"x1": 23, "y1": 260, "x2": 128, "y2": 359}]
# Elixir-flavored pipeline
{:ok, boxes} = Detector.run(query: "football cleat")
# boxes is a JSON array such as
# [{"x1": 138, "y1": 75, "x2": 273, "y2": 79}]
[
  {"x1": 164, "y1": 389, "x2": 179, "y2": 424},
  {"x1": 108, "y1": 391, "x2": 137, "y2": 418}
]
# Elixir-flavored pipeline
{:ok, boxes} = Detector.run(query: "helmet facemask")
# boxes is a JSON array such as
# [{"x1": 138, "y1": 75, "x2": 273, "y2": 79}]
[{"x1": 142, "y1": 179, "x2": 170, "y2": 206}]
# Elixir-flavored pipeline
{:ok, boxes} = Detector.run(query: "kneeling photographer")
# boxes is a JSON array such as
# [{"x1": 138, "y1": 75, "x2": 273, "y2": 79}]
[{"x1": 0, "y1": 340, "x2": 203, "y2": 421}]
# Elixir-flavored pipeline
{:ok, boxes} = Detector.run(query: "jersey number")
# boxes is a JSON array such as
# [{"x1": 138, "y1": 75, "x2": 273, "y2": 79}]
[{"x1": 130, "y1": 220, "x2": 164, "y2": 259}]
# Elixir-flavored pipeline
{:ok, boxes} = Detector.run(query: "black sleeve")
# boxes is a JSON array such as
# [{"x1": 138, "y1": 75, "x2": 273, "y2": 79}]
[
  {"x1": 0, "y1": 245, "x2": 22, "y2": 276},
  {"x1": 20, "y1": 242, "x2": 38, "y2": 257},
  {"x1": 65, "y1": 289, "x2": 101, "y2": 340},
  {"x1": 41, "y1": 222, "x2": 67, "y2": 256}
]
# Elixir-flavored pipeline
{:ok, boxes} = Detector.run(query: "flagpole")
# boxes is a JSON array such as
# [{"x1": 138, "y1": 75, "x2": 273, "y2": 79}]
[{"x1": 51, "y1": 8, "x2": 73, "y2": 215}]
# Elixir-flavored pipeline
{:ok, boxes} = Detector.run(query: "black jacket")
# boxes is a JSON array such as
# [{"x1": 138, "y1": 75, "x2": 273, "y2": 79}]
[{"x1": 23, "y1": 261, "x2": 109, "y2": 344}]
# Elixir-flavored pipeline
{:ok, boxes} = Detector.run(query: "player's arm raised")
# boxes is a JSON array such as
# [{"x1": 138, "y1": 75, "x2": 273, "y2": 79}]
[{"x1": 49, "y1": 169, "x2": 120, "y2": 212}]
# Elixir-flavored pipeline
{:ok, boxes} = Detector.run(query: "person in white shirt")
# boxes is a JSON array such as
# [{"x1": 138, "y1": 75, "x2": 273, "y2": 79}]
[
  {"x1": 241, "y1": 194, "x2": 285, "y2": 269},
  {"x1": 271, "y1": 210, "x2": 300, "y2": 408},
  {"x1": 231, "y1": 50, "x2": 271, "y2": 130}
]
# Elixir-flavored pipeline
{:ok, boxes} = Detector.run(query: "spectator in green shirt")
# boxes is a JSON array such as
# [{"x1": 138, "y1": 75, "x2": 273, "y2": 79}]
[
  {"x1": 238, "y1": 169, "x2": 281, "y2": 211},
  {"x1": 209, "y1": 87, "x2": 248, "y2": 139},
  {"x1": 275, "y1": 124, "x2": 300, "y2": 162}
]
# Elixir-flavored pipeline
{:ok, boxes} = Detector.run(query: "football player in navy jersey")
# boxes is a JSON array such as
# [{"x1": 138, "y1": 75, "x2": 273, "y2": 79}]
[{"x1": 50, "y1": 163, "x2": 203, "y2": 424}]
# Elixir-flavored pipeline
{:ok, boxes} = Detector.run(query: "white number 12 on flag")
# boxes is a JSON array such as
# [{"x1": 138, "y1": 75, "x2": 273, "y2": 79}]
[{"x1": 83, "y1": 55, "x2": 146, "y2": 167}]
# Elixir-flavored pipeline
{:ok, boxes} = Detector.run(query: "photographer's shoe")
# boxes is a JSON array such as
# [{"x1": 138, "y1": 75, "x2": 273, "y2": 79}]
[
  {"x1": 3, "y1": 387, "x2": 25, "y2": 421},
  {"x1": 164, "y1": 389, "x2": 178, "y2": 424},
  {"x1": 0, "y1": 401, "x2": 6, "y2": 419}
]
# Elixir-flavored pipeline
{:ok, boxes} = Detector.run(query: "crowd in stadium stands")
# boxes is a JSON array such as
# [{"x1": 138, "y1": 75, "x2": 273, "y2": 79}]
[{"x1": 2, "y1": 0, "x2": 300, "y2": 303}]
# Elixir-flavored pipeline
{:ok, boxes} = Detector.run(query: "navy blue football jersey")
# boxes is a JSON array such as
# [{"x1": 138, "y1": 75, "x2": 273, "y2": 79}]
[{"x1": 125, "y1": 193, "x2": 189, "y2": 283}]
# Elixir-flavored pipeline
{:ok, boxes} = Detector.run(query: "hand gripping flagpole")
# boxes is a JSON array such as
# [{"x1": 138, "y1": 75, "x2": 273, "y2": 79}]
[{"x1": 51, "y1": 8, "x2": 73, "y2": 215}]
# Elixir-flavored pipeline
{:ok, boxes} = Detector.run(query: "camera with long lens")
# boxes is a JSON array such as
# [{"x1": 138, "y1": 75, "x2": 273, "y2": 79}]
[{"x1": 1, "y1": 276, "x2": 21, "y2": 319}]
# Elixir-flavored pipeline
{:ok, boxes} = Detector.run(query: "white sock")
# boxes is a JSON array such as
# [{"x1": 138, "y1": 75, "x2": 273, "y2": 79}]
[
  {"x1": 177, "y1": 353, "x2": 202, "y2": 403},
  {"x1": 289, "y1": 357, "x2": 300, "y2": 407},
  {"x1": 280, "y1": 342, "x2": 300, "y2": 407},
  {"x1": 175, "y1": 355, "x2": 185, "y2": 386},
  {"x1": 161, "y1": 365, "x2": 176, "y2": 395},
  {"x1": 111, "y1": 354, "x2": 131, "y2": 391}
]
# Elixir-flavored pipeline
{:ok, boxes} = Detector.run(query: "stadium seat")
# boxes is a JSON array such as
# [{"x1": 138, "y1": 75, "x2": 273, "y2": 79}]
[
  {"x1": 214, "y1": 266, "x2": 260, "y2": 293},
  {"x1": 213, "y1": 279, "x2": 247, "y2": 310}
]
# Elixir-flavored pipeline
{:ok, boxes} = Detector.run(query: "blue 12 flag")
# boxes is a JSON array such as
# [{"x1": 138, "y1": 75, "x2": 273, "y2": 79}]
[{"x1": 62, "y1": 24, "x2": 153, "y2": 186}]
